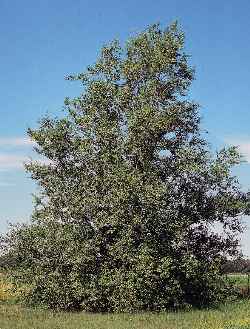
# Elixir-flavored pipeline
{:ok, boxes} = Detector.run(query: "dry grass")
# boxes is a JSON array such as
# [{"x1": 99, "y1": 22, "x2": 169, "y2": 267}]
[{"x1": 0, "y1": 273, "x2": 14, "y2": 302}]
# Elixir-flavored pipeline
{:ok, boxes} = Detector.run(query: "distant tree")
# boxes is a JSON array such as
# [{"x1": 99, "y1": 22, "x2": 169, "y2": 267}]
[
  {"x1": 1, "y1": 22, "x2": 249, "y2": 311},
  {"x1": 222, "y1": 258, "x2": 250, "y2": 274}
]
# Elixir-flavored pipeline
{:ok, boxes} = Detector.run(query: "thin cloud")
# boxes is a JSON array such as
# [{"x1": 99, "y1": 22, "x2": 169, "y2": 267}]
[
  {"x1": 0, "y1": 137, "x2": 37, "y2": 170},
  {"x1": 0, "y1": 154, "x2": 51, "y2": 170},
  {"x1": 238, "y1": 143, "x2": 250, "y2": 163},
  {"x1": 0, "y1": 137, "x2": 34, "y2": 147},
  {"x1": 0, "y1": 154, "x2": 29, "y2": 169}
]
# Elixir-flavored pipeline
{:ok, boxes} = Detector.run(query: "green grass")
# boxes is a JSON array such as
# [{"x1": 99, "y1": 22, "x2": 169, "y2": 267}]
[
  {"x1": 227, "y1": 274, "x2": 250, "y2": 289},
  {"x1": 1, "y1": 300, "x2": 250, "y2": 329}
]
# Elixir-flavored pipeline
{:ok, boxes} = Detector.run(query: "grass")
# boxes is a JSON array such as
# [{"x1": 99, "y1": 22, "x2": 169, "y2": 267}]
[
  {"x1": 227, "y1": 274, "x2": 250, "y2": 289},
  {"x1": 1, "y1": 300, "x2": 250, "y2": 329}
]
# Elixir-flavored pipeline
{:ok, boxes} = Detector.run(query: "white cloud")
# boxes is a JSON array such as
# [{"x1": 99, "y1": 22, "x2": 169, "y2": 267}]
[
  {"x1": 0, "y1": 137, "x2": 40, "y2": 170},
  {"x1": 0, "y1": 137, "x2": 51, "y2": 170},
  {"x1": 238, "y1": 143, "x2": 250, "y2": 163},
  {"x1": 0, "y1": 154, "x2": 29, "y2": 169},
  {"x1": 0, "y1": 154, "x2": 52, "y2": 170},
  {"x1": 0, "y1": 137, "x2": 34, "y2": 147}
]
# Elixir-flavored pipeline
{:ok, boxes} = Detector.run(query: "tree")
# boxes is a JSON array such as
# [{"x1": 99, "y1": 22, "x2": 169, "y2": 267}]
[{"x1": 1, "y1": 22, "x2": 248, "y2": 311}]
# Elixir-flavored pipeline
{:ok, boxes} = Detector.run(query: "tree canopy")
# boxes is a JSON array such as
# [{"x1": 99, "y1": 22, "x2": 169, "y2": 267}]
[{"x1": 1, "y1": 22, "x2": 248, "y2": 312}]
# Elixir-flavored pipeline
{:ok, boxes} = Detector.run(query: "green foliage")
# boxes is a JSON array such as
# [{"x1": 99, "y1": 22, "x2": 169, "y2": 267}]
[{"x1": 1, "y1": 22, "x2": 248, "y2": 312}]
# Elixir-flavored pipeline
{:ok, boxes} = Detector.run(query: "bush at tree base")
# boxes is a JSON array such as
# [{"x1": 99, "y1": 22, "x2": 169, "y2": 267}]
[{"x1": 1, "y1": 22, "x2": 249, "y2": 312}]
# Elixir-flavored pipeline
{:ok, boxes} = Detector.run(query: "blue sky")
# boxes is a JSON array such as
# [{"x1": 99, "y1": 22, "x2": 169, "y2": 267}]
[{"x1": 1, "y1": 0, "x2": 250, "y2": 254}]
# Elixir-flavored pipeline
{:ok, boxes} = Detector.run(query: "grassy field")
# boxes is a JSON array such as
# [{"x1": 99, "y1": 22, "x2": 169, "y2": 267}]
[{"x1": 1, "y1": 301, "x2": 250, "y2": 329}]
